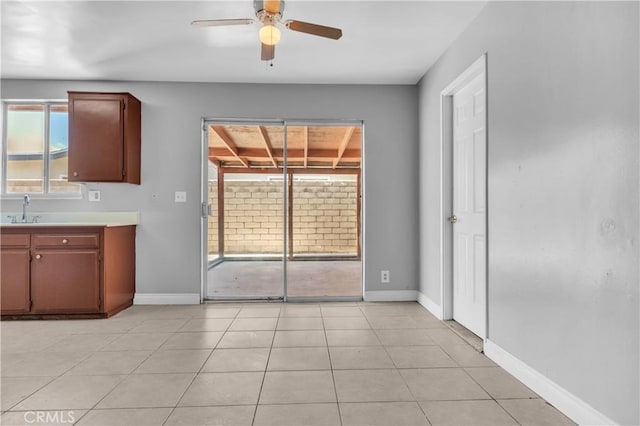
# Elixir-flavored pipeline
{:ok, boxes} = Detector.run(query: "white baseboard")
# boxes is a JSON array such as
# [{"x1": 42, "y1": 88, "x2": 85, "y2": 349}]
[
  {"x1": 416, "y1": 291, "x2": 443, "y2": 320},
  {"x1": 484, "y1": 340, "x2": 617, "y2": 426},
  {"x1": 133, "y1": 293, "x2": 201, "y2": 305},
  {"x1": 364, "y1": 290, "x2": 417, "y2": 302}
]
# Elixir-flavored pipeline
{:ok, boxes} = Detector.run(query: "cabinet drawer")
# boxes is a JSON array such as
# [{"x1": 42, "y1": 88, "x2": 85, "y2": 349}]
[
  {"x1": 0, "y1": 234, "x2": 30, "y2": 248},
  {"x1": 33, "y1": 234, "x2": 99, "y2": 249}
]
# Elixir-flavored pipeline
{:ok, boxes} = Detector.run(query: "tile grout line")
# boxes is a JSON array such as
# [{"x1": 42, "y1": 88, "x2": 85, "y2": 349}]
[
  {"x1": 72, "y1": 315, "x2": 191, "y2": 425},
  {"x1": 363, "y1": 305, "x2": 446, "y2": 425},
  {"x1": 161, "y1": 306, "x2": 243, "y2": 426},
  {"x1": 458, "y1": 365, "x2": 526, "y2": 425},
  {"x1": 250, "y1": 303, "x2": 281, "y2": 426},
  {"x1": 321, "y1": 305, "x2": 344, "y2": 426},
  {"x1": 2, "y1": 303, "x2": 562, "y2": 426},
  {"x1": 400, "y1": 303, "x2": 523, "y2": 425},
  {"x1": 12, "y1": 344, "x2": 132, "y2": 424},
  {"x1": 36, "y1": 333, "x2": 159, "y2": 424}
]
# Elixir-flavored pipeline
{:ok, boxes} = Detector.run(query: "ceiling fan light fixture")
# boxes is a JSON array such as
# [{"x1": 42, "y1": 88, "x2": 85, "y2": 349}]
[
  {"x1": 259, "y1": 24, "x2": 281, "y2": 45},
  {"x1": 193, "y1": 0, "x2": 342, "y2": 61}
]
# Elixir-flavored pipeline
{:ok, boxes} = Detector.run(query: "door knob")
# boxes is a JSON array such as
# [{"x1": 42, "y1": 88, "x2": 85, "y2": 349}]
[
  {"x1": 35, "y1": 254, "x2": 42, "y2": 259},
  {"x1": 448, "y1": 215, "x2": 458, "y2": 224}
]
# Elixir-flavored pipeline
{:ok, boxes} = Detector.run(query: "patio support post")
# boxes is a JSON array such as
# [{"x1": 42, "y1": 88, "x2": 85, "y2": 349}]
[
  {"x1": 218, "y1": 167, "x2": 225, "y2": 257},
  {"x1": 288, "y1": 169, "x2": 294, "y2": 260},
  {"x1": 357, "y1": 169, "x2": 362, "y2": 259}
]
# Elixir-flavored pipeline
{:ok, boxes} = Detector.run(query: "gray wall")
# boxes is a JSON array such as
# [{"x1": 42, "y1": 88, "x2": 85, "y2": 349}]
[
  {"x1": 418, "y1": 2, "x2": 638, "y2": 424},
  {"x1": 1, "y1": 81, "x2": 419, "y2": 296}
]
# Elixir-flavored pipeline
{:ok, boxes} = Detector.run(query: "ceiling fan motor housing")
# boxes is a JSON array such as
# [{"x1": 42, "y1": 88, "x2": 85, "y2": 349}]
[{"x1": 254, "y1": 0, "x2": 284, "y2": 16}]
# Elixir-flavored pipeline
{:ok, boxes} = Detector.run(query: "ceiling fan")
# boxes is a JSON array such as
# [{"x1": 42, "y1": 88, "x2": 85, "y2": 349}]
[{"x1": 192, "y1": 0, "x2": 342, "y2": 61}]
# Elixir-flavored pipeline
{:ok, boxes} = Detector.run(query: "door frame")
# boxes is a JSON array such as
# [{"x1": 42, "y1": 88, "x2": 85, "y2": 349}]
[
  {"x1": 200, "y1": 118, "x2": 286, "y2": 302},
  {"x1": 439, "y1": 54, "x2": 488, "y2": 339},
  {"x1": 283, "y1": 119, "x2": 365, "y2": 303},
  {"x1": 200, "y1": 118, "x2": 365, "y2": 302}
]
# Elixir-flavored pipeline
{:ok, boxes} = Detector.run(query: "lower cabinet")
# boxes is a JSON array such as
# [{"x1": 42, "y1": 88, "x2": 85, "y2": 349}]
[
  {"x1": 31, "y1": 250, "x2": 101, "y2": 314},
  {"x1": 0, "y1": 237, "x2": 31, "y2": 314},
  {"x1": 0, "y1": 226, "x2": 135, "y2": 319}
]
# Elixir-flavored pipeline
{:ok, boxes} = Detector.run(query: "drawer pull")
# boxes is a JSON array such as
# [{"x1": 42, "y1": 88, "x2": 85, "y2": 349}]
[
  {"x1": 62, "y1": 239, "x2": 69, "y2": 244},
  {"x1": 35, "y1": 254, "x2": 42, "y2": 260}
]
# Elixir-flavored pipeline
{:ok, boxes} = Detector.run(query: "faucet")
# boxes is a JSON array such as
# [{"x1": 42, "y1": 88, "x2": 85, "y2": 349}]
[{"x1": 22, "y1": 194, "x2": 30, "y2": 223}]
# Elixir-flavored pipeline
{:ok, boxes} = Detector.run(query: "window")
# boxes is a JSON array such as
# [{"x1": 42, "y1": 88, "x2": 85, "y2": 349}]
[{"x1": 2, "y1": 102, "x2": 80, "y2": 196}]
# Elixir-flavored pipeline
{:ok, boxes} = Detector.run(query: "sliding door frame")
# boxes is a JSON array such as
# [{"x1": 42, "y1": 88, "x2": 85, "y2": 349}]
[
  {"x1": 283, "y1": 119, "x2": 364, "y2": 302},
  {"x1": 200, "y1": 118, "x2": 364, "y2": 302}
]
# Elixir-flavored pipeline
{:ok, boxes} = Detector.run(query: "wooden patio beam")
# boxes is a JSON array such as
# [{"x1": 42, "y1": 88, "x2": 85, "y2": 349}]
[
  {"x1": 209, "y1": 148, "x2": 360, "y2": 161},
  {"x1": 258, "y1": 126, "x2": 278, "y2": 168},
  {"x1": 210, "y1": 126, "x2": 249, "y2": 168},
  {"x1": 219, "y1": 167, "x2": 360, "y2": 174}
]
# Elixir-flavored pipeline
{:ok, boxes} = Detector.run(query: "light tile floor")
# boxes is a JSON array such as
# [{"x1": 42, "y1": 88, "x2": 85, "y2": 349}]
[{"x1": 0, "y1": 302, "x2": 575, "y2": 426}]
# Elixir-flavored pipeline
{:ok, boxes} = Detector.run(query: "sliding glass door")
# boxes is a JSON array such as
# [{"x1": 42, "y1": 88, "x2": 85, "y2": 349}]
[
  {"x1": 202, "y1": 120, "x2": 363, "y2": 301},
  {"x1": 283, "y1": 123, "x2": 362, "y2": 300},
  {"x1": 204, "y1": 121, "x2": 286, "y2": 300}
]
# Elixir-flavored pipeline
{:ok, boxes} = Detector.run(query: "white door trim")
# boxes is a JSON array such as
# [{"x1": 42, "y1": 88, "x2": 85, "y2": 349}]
[{"x1": 439, "y1": 54, "x2": 488, "y2": 338}]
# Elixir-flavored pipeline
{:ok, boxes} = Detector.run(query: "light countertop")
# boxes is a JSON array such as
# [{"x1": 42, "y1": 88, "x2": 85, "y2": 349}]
[{"x1": 0, "y1": 212, "x2": 139, "y2": 227}]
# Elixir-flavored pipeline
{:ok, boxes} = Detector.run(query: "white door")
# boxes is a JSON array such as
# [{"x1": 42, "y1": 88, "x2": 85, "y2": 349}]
[{"x1": 451, "y1": 72, "x2": 486, "y2": 338}]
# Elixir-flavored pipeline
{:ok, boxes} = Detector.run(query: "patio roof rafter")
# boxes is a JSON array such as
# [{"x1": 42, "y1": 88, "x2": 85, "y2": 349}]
[
  {"x1": 333, "y1": 126, "x2": 356, "y2": 169},
  {"x1": 258, "y1": 126, "x2": 278, "y2": 168},
  {"x1": 208, "y1": 124, "x2": 361, "y2": 170},
  {"x1": 210, "y1": 125, "x2": 249, "y2": 168}
]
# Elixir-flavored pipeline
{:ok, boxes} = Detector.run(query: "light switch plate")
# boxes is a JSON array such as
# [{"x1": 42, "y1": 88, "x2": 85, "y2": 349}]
[
  {"x1": 175, "y1": 191, "x2": 187, "y2": 203},
  {"x1": 88, "y1": 190, "x2": 101, "y2": 202}
]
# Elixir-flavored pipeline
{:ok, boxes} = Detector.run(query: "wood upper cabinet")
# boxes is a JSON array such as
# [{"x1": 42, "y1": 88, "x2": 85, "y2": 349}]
[
  {"x1": 68, "y1": 92, "x2": 141, "y2": 184},
  {"x1": 0, "y1": 234, "x2": 31, "y2": 314}
]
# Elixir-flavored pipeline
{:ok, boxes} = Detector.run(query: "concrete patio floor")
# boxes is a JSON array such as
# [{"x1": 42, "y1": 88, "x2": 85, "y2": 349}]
[{"x1": 207, "y1": 260, "x2": 362, "y2": 299}]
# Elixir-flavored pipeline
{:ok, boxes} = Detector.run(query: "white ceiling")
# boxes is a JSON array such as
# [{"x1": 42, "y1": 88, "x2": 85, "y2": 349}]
[{"x1": 1, "y1": 1, "x2": 486, "y2": 85}]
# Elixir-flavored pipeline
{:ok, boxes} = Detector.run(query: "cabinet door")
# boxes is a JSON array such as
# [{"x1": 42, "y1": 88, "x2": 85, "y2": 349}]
[
  {"x1": 68, "y1": 96, "x2": 124, "y2": 182},
  {"x1": 31, "y1": 250, "x2": 101, "y2": 314},
  {"x1": 0, "y1": 249, "x2": 31, "y2": 314}
]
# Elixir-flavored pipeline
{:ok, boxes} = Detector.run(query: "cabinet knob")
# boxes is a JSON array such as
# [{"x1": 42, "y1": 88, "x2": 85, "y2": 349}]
[
  {"x1": 73, "y1": 172, "x2": 79, "y2": 177},
  {"x1": 62, "y1": 239, "x2": 69, "y2": 244},
  {"x1": 35, "y1": 254, "x2": 42, "y2": 260}
]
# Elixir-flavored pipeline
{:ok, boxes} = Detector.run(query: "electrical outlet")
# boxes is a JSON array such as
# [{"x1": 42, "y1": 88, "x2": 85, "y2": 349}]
[
  {"x1": 88, "y1": 190, "x2": 101, "y2": 202},
  {"x1": 381, "y1": 270, "x2": 390, "y2": 284},
  {"x1": 175, "y1": 191, "x2": 187, "y2": 203}
]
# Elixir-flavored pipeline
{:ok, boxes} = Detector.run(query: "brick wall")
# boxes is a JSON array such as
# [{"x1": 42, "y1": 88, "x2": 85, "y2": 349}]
[
  {"x1": 207, "y1": 178, "x2": 358, "y2": 256},
  {"x1": 224, "y1": 180, "x2": 284, "y2": 254},
  {"x1": 292, "y1": 181, "x2": 358, "y2": 255}
]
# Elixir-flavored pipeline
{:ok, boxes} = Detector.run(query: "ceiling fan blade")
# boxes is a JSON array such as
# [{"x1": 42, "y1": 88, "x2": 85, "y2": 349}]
[
  {"x1": 285, "y1": 20, "x2": 342, "y2": 40},
  {"x1": 261, "y1": 43, "x2": 275, "y2": 61},
  {"x1": 191, "y1": 19, "x2": 255, "y2": 27}
]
